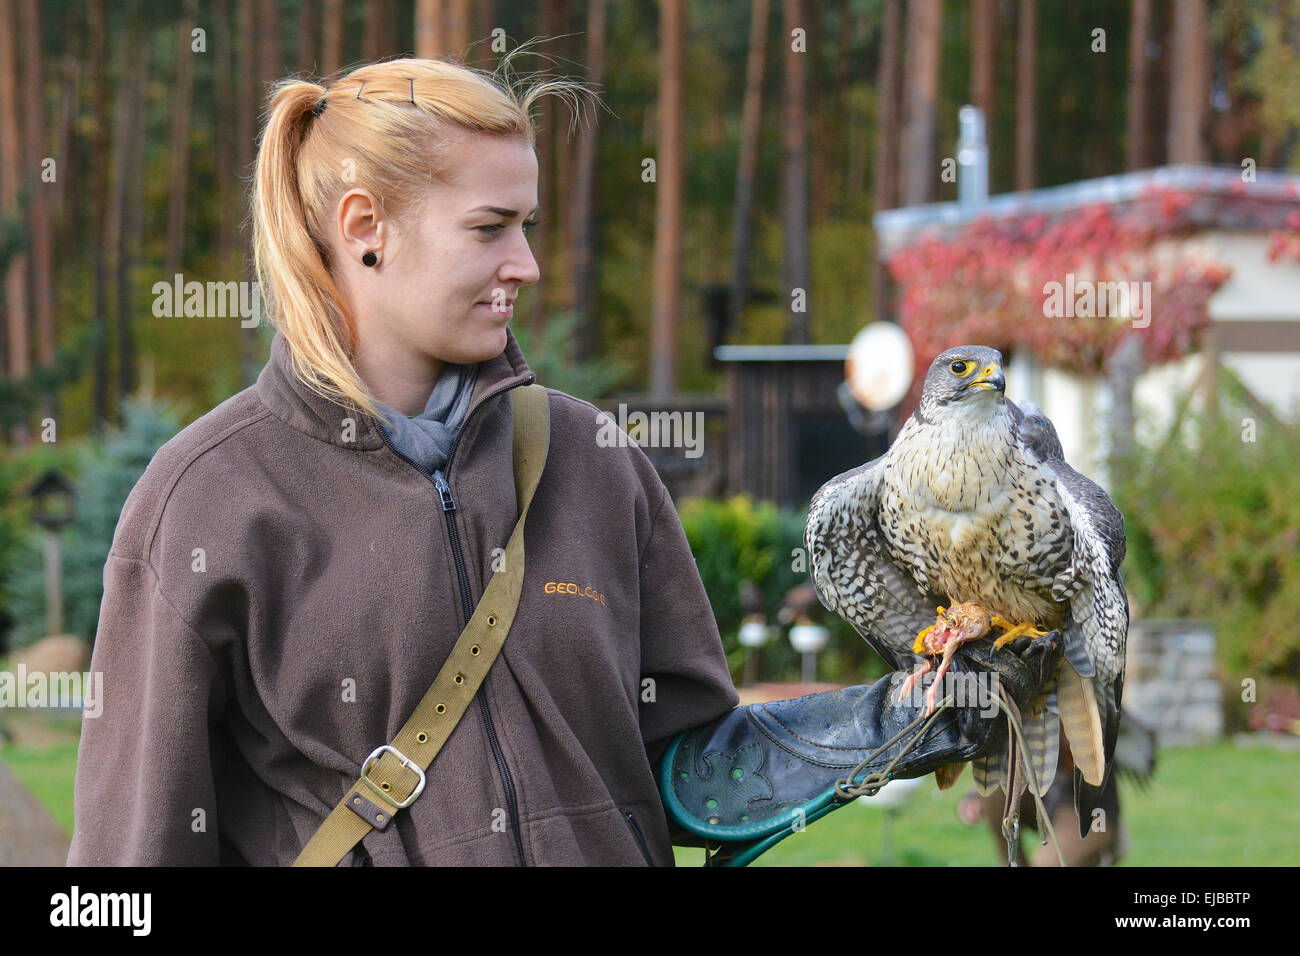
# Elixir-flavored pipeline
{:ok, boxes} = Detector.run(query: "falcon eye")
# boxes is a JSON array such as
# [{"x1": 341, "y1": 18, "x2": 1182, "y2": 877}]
[{"x1": 950, "y1": 361, "x2": 970, "y2": 375}]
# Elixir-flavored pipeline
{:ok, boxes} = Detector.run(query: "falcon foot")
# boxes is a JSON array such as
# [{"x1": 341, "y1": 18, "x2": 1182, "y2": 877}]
[
  {"x1": 896, "y1": 659, "x2": 933, "y2": 705},
  {"x1": 900, "y1": 603, "x2": 995, "y2": 716},
  {"x1": 990, "y1": 616, "x2": 1050, "y2": 649}
]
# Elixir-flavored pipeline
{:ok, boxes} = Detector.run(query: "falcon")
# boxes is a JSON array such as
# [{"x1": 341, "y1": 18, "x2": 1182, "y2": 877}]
[{"x1": 805, "y1": 345, "x2": 1128, "y2": 837}]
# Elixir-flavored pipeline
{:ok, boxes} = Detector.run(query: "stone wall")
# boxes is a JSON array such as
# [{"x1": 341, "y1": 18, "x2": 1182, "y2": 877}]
[{"x1": 1123, "y1": 619, "x2": 1223, "y2": 746}]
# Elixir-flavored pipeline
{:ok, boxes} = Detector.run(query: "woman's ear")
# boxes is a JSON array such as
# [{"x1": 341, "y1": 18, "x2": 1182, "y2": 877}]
[{"x1": 336, "y1": 189, "x2": 388, "y2": 264}]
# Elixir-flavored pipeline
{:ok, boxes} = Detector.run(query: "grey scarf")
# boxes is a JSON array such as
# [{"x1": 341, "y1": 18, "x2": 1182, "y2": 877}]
[{"x1": 374, "y1": 362, "x2": 480, "y2": 475}]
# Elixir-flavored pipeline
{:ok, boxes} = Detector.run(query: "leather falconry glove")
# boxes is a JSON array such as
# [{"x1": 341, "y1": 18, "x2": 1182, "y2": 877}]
[{"x1": 658, "y1": 632, "x2": 1064, "y2": 866}]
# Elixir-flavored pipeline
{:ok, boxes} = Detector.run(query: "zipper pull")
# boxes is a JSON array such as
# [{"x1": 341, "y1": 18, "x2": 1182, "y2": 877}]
[{"x1": 433, "y1": 471, "x2": 456, "y2": 511}]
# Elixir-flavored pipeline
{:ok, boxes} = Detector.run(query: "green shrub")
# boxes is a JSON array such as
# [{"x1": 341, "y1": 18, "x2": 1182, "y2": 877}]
[
  {"x1": 0, "y1": 438, "x2": 81, "y2": 653},
  {"x1": 2, "y1": 397, "x2": 183, "y2": 649},
  {"x1": 511, "y1": 310, "x2": 629, "y2": 402},
  {"x1": 677, "y1": 494, "x2": 888, "y2": 686},
  {"x1": 1114, "y1": 381, "x2": 1300, "y2": 696}
]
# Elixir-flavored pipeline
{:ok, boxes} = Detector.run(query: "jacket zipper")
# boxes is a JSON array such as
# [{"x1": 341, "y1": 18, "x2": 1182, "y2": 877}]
[
  {"x1": 624, "y1": 811, "x2": 655, "y2": 867},
  {"x1": 372, "y1": 378, "x2": 532, "y2": 867}
]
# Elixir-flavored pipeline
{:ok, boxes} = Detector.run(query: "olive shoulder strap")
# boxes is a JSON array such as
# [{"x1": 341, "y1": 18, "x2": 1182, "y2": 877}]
[{"x1": 293, "y1": 383, "x2": 551, "y2": 867}]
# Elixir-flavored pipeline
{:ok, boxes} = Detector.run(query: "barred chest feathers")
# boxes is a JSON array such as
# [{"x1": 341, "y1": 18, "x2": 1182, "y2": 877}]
[{"x1": 878, "y1": 401, "x2": 1067, "y2": 624}]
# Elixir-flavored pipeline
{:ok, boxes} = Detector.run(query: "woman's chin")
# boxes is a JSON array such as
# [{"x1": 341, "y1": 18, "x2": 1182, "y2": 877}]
[{"x1": 459, "y1": 326, "x2": 508, "y2": 364}]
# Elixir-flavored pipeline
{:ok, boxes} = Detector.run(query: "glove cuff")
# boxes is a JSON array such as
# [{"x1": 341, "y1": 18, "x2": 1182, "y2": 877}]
[{"x1": 659, "y1": 672, "x2": 1006, "y2": 864}]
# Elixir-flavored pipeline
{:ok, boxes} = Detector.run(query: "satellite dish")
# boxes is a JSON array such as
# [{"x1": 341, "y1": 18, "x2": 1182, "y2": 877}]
[{"x1": 845, "y1": 323, "x2": 914, "y2": 411}]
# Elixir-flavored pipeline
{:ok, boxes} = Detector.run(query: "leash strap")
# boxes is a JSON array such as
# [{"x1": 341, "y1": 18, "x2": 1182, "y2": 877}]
[{"x1": 293, "y1": 384, "x2": 550, "y2": 866}]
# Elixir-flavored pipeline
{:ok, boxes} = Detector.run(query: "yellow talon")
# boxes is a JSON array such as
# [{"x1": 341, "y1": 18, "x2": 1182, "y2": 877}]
[
  {"x1": 991, "y1": 617, "x2": 1050, "y2": 649},
  {"x1": 912, "y1": 624, "x2": 938, "y2": 654}
]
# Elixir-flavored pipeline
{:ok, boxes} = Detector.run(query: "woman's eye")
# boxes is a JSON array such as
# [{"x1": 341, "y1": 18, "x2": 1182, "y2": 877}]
[
  {"x1": 951, "y1": 361, "x2": 968, "y2": 374},
  {"x1": 478, "y1": 220, "x2": 538, "y2": 238}
]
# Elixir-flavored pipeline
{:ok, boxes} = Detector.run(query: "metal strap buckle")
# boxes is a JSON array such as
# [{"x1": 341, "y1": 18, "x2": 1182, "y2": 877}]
[{"x1": 359, "y1": 744, "x2": 427, "y2": 810}]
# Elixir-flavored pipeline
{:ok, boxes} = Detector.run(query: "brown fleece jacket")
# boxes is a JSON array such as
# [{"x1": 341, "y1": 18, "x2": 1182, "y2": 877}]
[{"x1": 67, "y1": 328, "x2": 738, "y2": 866}]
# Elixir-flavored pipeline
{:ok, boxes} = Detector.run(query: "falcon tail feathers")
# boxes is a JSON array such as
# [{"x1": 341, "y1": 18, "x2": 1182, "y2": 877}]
[
  {"x1": 1057, "y1": 664, "x2": 1106, "y2": 786},
  {"x1": 1024, "y1": 706, "x2": 1059, "y2": 798},
  {"x1": 934, "y1": 762, "x2": 966, "y2": 790},
  {"x1": 1073, "y1": 765, "x2": 1115, "y2": 840},
  {"x1": 972, "y1": 751, "x2": 1000, "y2": 797},
  {"x1": 971, "y1": 708, "x2": 1057, "y2": 799}
]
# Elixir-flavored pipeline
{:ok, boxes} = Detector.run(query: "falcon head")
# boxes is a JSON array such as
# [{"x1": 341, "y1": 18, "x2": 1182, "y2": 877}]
[{"x1": 918, "y1": 345, "x2": 1006, "y2": 418}]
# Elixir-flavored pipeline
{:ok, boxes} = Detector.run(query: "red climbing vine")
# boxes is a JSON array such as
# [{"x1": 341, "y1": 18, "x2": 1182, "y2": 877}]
[{"x1": 886, "y1": 184, "x2": 1300, "y2": 385}]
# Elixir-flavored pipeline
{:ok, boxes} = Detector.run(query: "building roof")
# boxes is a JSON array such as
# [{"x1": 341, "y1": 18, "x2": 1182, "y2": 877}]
[
  {"x1": 713, "y1": 344, "x2": 850, "y2": 362},
  {"x1": 873, "y1": 164, "x2": 1300, "y2": 257}
]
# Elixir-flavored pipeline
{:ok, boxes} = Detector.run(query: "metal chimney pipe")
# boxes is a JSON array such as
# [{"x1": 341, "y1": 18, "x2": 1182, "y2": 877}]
[{"x1": 957, "y1": 105, "x2": 988, "y2": 208}]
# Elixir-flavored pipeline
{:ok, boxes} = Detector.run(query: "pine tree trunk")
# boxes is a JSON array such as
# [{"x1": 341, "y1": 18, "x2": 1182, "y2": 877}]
[
  {"x1": 1126, "y1": 0, "x2": 1149, "y2": 170},
  {"x1": 20, "y1": 0, "x2": 55, "y2": 402},
  {"x1": 1168, "y1": 0, "x2": 1209, "y2": 163},
  {"x1": 53, "y1": 51, "x2": 81, "y2": 263},
  {"x1": 782, "y1": 0, "x2": 810, "y2": 345},
  {"x1": 650, "y1": 0, "x2": 683, "y2": 397},
  {"x1": 872, "y1": 0, "x2": 901, "y2": 323},
  {"x1": 416, "y1": 0, "x2": 443, "y2": 58},
  {"x1": 476, "y1": 0, "x2": 497, "y2": 66},
  {"x1": 971, "y1": 0, "x2": 995, "y2": 126},
  {"x1": 299, "y1": 0, "x2": 319, "y2": 72},
  {"x1": 214, "y1": 0, "x2": 237, "y2": 266},
  {"x1": 900, "y1": 0, "x2": 941, "y2": 206},
  {"x1": 165, "y1": 0, "x2": 198, "y2": 279},
  {"x1": 364, "y1": 0, "x2": 389, "y2": 61},
  {"x1": 0, "y1": 0, "x2": 29, "y2": 444},
  {"x1": 1015, "y1": 0, "x2": 1036, "y2": 189},
  {"x1": 259, "y1": 0, "x2": 283, "y2": 87},
  {"x1": 323, "y1": 0, "x2": 345, "y2": 74},
  {"x1": 829, "y1": 0, "x2": 853, "y2": 217},
  {"x1": 237, "y1": 0, "x2": 257, "y2": 213},
  {"x1": 446, "y1": 0, "x2": 470, "y2": 58},
  {"x1": 114, "y1": 5, "x2": 150, "y2": 409},
  {"x1": 572, "y1": 0, "x2": 605, "y2": 362},
  {"x1": 553, "y1": 1, "x2": 575, "y2": 313},
  {"x1": 806, "y1": 0, "x2": 826, "y2": 223},
  {"x1": 530, "y1": 0, "x2": 565, "y2": 333},
  {"x1": 729, "y1": 0, "x2": 770, "y2": 336},
  {"x1": 90, "y1": 0, "x2": 110, "y2": 435},
  {"x1": 238, "y1": 0, "x2": 259, "y2": 387}
]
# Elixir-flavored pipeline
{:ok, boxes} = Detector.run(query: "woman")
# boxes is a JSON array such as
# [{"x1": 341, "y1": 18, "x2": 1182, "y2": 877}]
[
  {"x1": 67, "y1": 55, "x2": 1052, "y2": 868},
  {"x1": 67, "y1": 56, "x2": 738, "y2": 866}
]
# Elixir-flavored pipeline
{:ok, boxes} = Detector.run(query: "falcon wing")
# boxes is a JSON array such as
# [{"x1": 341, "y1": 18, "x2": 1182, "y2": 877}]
[
  {"x1": 805, "y1": 457, "x2": 941, "y2": 672},
  {"x1": 1012, "y1": 400, "x2": 1129, "y2": 837}
]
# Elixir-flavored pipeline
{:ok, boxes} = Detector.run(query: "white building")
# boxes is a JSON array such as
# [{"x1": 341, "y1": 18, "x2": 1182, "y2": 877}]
[{"x1": 875, "y1": 165, "x2": 1300, "y2": 484}]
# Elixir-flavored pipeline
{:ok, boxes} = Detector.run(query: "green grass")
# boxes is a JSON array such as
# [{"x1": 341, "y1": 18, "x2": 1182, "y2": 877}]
[
  {"x1": 0, "y1": 740, "x2": 80, "y2": 836},
  {"x1": 4, "y1": 733, "x2": 1297, "y2": 865},
  {"x1": 672, "y1": 741, "x2": 1300, "y2": 867}
]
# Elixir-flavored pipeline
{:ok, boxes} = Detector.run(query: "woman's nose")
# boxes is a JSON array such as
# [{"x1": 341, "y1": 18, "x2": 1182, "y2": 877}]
[{"x1": 501, "y1": 230, "x2": 540, "y2": 286}]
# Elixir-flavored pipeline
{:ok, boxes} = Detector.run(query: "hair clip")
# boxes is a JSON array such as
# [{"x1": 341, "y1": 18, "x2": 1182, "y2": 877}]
[
  {"x1": 312, "y1": 97, "x2": 327, "y2": 117},
  {"x1": 409, "y1": 78, "x2": 415, "y2": 104},
  {"x1": 355, "y1": 81, "x2": 365, "y2": 100}
]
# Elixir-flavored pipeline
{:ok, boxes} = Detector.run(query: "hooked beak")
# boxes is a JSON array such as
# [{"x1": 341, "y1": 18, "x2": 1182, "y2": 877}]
[{"x1": 966, "y1": 364, "x2": 1005, "y2": 393}]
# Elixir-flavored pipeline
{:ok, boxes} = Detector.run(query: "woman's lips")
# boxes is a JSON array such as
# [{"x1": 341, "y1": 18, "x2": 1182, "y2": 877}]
[{"x1": 476, "y1": 301, "x2": 513, "y2": 317}]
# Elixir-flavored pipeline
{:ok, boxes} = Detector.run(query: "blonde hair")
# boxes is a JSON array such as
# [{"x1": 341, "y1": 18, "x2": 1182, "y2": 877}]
[{"x1": 251, "y1": 50, "x2": 590, "y2": 423}]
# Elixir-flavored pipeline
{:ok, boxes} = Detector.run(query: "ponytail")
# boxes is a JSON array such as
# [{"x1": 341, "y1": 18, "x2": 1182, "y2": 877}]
[
  {"x1": 250, "y1": 51, "x2": 593, "y2": 425},
  {"x1": 251, "y1": 80, "x2": 371, "y2": 419}
]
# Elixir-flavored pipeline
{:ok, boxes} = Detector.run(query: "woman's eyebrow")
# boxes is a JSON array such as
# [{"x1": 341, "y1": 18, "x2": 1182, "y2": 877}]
[{"x1": 467, "y1": 204, "x2": 540, "y2": 218}]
